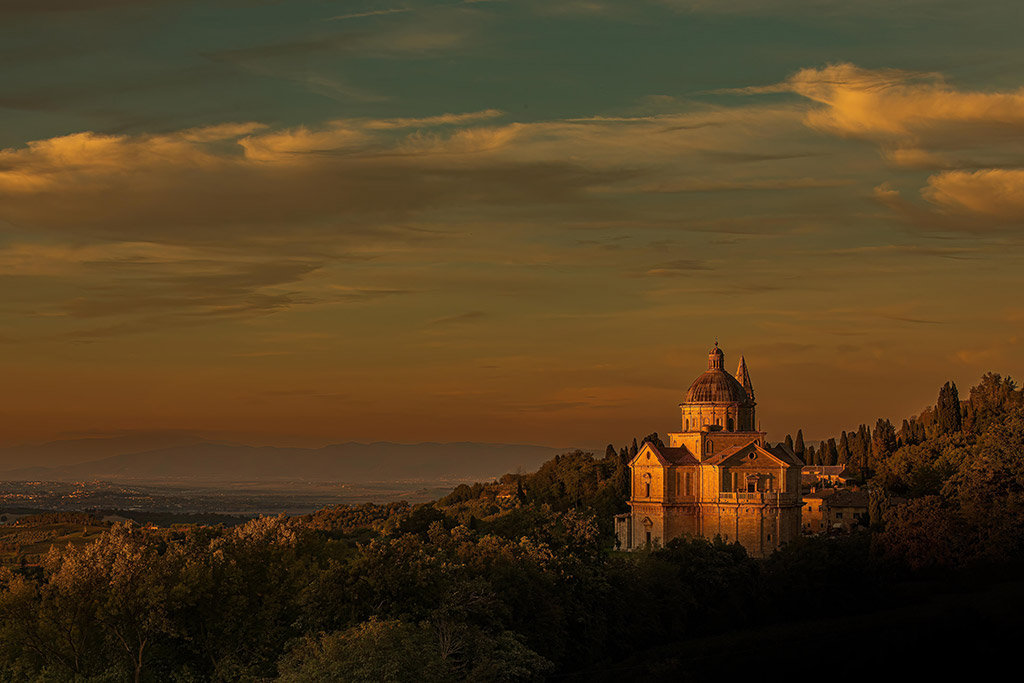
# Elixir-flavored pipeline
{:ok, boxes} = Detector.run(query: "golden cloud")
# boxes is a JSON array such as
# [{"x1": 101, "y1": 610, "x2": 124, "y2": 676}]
[
  {"x1": 770, "y1": 63, "x2": 1024, "y2": 142},
  {"x1": 923, "y1": 169, "x2": 1024, "y2": 219},
  {"x1": 0, "y1": 103, "x2": 825, "y2": 245},
  {"x1": 738, "y1": 63, "x2": 1024, "y2": 226}
]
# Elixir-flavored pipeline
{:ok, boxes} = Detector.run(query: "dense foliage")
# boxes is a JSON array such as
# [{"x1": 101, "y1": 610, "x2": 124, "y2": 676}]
[{"x1": 1, "y1": 375, "x2": 1023, "y2": 681}]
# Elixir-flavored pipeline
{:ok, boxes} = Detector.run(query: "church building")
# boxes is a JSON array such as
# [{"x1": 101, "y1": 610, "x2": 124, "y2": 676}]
[{"x1": 614, "y1": 344, "x2": 803, "y2": 557}]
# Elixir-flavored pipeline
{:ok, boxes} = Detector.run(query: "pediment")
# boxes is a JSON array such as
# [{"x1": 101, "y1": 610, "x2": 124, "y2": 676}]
[
  {"x1": 713, "y1": 442, "x2": 794, "y2": 468},
  {"x1": 629, "y1": 442, "x2": 670, "y2": 468}
]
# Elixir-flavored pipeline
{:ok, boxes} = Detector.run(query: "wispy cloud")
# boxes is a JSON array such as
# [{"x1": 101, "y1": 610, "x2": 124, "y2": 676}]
[{"x1": 326, "y1": 7, "x2": 415, "y2": 22}]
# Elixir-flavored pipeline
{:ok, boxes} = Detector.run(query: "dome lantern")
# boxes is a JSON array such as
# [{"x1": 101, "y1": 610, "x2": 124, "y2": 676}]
[{"x1": 708, "y1": 341, "x2": 724, "y2": 370}]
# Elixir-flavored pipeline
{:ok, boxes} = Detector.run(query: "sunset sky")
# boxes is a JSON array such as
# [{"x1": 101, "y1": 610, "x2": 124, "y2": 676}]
[{"x1": 2, "y1": 1, "x2": 1023, "y2": 449}]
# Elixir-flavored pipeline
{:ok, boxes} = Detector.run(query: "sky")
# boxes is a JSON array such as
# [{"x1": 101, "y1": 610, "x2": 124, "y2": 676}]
[{"x1": 2, "y1": 0, "x2": 1023, "y2": 449}]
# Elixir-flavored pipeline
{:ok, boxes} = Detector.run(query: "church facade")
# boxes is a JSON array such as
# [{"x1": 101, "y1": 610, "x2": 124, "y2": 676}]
[{"x1": 614, "y1": 344, "x2": 802, "y2": 557}]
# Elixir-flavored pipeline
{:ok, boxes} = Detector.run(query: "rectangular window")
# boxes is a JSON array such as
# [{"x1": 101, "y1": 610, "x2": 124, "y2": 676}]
[{"x1": 836, "y1": 512, "x2": 843, "y2": 519}]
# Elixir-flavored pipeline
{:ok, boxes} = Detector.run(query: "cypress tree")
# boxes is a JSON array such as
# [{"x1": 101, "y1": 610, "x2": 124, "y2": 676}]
[
  {"x1": 936, "y1": 381, "x2": 962, "y2": 434},
  {"x1": 827, "y1": 438, "x2": 839, "y2": 466},
  {"x1": 629, "y1": 438, "x2": 639, "y2": 458},
  {"x1": 854, "y1": 424, "x2": 869, "y2": 470},
  {"x1": 784, "y1": 434, "x2": 794, "y2": 453},
  {"x1": 643, "y1": 432, "x2": 665, "y2": 448},
  {"x1": 871, "y1": 418, "x2": 898, "y2": 464},
  {"x1": 838, "y1": 431, "x2": 850, "y2": 464},
  {"x1": 794, "y1": 430, "x2": 806, "y2": 462}
]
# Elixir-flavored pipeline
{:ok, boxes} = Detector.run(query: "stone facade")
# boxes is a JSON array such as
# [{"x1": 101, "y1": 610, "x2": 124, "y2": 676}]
[{"x1": 614, "y1": 345, "x2": 803, "y2": 558}]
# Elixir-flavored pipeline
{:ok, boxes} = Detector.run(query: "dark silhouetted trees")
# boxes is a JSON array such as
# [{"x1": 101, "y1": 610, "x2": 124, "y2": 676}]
[{"x1": 936, "y1": 381, "x2": 962, "y2": 435}]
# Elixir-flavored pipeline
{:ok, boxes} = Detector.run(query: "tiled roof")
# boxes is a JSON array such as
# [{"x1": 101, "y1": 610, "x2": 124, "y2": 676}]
[
  {"x1": 648, "y1": 444, "x2": 699, "y2": 465},
  {"x1": 828, "y1": 489, "x2": 868, "y2": 508}
]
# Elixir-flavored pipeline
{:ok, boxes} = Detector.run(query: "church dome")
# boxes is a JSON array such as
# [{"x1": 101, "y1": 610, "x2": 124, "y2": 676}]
[
  {"x1": 684, "y1": 343, "x2": 751, "y2": 403},
  {"x1": 685, "y1": 369, "x2": 750, "y2": 403}
]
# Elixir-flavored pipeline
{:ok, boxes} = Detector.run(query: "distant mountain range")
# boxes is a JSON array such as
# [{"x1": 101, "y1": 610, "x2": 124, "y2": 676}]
[{"x1": 0, "y1": 436, "x2": 569, "y2": 483}]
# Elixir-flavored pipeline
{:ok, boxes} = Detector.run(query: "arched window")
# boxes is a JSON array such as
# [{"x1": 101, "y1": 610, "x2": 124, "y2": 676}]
[
  {"x1": 727, "y1": 417, "x2": 734, "y2": 431},
  {"x1": 685, "y1": 419, "x2": 689, "y2": 430},
  {"x1": 643, "y1": 472, "x2": 652, "y2": 498}
]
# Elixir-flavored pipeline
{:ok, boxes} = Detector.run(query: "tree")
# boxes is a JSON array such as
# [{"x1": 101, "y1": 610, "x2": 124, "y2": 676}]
[
  {"x1": 277, "y1": 619, "x2": 450, "y2": 683},
  {"x1": 876, "y1": 496, "x2": 969, "y2": 569},
  {"x1": 642, "y1": 433, "x2": 665, "y2": 448},
  {"x1": 871, "y1": 419, "x2": 898, "y2": 466},
  {"x1": 784, "y1": 434, "x2": 794, "y2": 453},
  {"x1": 936, "y1": 381, "x2": 962, "y2": 435},
  {"x1": 948, "y1": 407, "x2": 1024, "y2": 558},
  {"x1": 851, "y1": 425, "x2": 870, "y2": 471},
  {"x1": 964, "y1": 373, "x2": 1021, "y2": 433},
  {"x1": 826, "y1": 438, "x2": 839, "y2": 466}
]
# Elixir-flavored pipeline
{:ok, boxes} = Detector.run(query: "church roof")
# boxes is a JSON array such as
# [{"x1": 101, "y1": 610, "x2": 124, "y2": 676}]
[
  {"x1": 633, "y1": 443, "x2": 699, "y2": 467},
  {"x1": 655, "y1": 445, "x2": 700, "y2": 465},
  {"x1": 683, "y1": 343, "x2": 752, "y2": 404},
  {"x1": 685, "y1": 369, "x2": 750, "y2": 403}
]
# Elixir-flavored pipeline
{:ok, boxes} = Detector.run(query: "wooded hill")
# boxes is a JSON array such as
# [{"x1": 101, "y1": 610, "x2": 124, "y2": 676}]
[{"x1": 0, "y1": 373, "x2": 1023, "y2": 681}]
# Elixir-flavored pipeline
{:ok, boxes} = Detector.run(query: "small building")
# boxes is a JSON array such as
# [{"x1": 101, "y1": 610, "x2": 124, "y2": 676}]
[
  {"x1": 802, "y1": 489, "x2": 834, "y2": 534},
  {"x1": 825, "y1": 488, "x2": 869, "y2": 532},
  {"x1": 801, "y1": 488, "x2": 869, "y2": 534}
]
